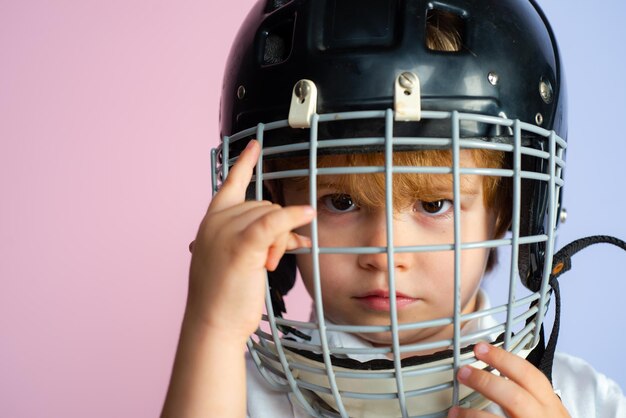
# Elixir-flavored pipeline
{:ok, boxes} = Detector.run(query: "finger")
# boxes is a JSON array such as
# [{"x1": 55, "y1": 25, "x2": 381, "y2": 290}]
[
  {"x1": 211, "y1": 199, "x2": 273, "y2": 219},
  {"x1": 240, "y1": 205, "x2": 316, "y2": 253},
  {"x1": 196, "y1": 202, "x2": 282, "y2": 255},
  {"x1": 266, "y1": 233, "x2": 289, "y2": 271},
  {"x1": 285, "y1": 232, "x2": 312, "y2": 251},
  {"x1": 448, "y1": 406, "x2": 500, "y2": 418},
  {"x1": 456, "y1": 363, "x2": 535, "y2": 416},
  {"x1": 457, "y1": 349, "x2": 539, "y2": 417},
  {"x1": 472, "y1": 343, "x2": 555, "y2": 403},
  {"x1": 209, "y1": 140, "x2": 261, "y2": 212},
  {"x1": 265, "y1": 232, "x2": 312, "y2": 271},
  {"x1": 223, "y1": 202, "x2": 282, "y2": 229}
]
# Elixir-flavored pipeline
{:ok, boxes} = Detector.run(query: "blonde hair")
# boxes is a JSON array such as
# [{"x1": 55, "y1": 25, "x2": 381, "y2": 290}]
[{"x1": 426, "y1": 8, "x2": 464, "y2": 52}]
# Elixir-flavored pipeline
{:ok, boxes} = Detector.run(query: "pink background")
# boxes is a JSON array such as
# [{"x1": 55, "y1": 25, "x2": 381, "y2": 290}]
[{"x1": 1, "y1": 1, "x2": 624, "y2": 417}]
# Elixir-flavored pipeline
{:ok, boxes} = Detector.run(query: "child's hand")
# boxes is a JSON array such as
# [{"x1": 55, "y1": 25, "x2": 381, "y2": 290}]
[
  {"x1": 186, "y1": 140, "x2": 315, "y2": 341},
  {"x1": 448, "y1": 343, "x2": 570, "y2": 418}
]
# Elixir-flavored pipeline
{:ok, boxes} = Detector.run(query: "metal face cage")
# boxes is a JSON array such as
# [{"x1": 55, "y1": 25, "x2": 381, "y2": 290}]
[{"x1": 211, "y1": 109, "x2": 566, "y2": 418}]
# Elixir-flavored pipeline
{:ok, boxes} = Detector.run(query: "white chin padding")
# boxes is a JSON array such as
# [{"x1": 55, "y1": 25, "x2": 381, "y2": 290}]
[{"x1": 256, "y1": 338, "x2": 534, "y2": 418}]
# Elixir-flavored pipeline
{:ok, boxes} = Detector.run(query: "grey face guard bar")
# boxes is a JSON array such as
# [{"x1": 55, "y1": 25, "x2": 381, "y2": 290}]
[{"x1": 211, "y1": 109, "x2": 625, "y2": 417}]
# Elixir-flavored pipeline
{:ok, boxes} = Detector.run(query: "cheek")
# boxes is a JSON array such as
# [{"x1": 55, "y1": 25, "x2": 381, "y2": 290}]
[
  {"x1": 462, "y1": 211, "x2": 495, "y2": 241},
  {"x1": 465, "y1": 247, "x2": 489, "y2": 272},
  {"x1": 422, "y1": 248, "x2": 487, "y2": 292},
  {"x1": 296, "y1": 254, "x2": 353, "y2": 297},
  {"x1": 460, "y1": 247, "x2": 490, "y2": 297}
]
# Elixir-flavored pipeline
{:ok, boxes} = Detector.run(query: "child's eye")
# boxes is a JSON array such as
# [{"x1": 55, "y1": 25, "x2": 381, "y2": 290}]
[
  {"x1": 414, "y1": 199, "x2": 452, "y2": 216},
  {"x1": 320, "y1": 194, "x2": 358, "y2": 213}
]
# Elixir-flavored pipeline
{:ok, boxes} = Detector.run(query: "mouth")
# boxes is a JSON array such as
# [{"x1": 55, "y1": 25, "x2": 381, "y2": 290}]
[{"x1": 354, "y1": 290, "x2": 419, "y2": 312}]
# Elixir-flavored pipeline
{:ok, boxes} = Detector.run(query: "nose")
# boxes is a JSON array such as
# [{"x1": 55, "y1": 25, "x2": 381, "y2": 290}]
[{"x1": 357, "y1": 211, "x2": 415, "y2": 273}]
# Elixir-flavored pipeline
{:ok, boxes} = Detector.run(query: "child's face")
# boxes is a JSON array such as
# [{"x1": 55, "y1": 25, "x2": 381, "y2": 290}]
[{"x1": 280, "y1": 150, "x2": 497, "y2": 348}]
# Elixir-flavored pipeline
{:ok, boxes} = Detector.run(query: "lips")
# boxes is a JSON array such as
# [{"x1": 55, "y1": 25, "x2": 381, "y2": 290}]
[{"x1": 354, "y1": 290, "x2": 419, "y2": 312}]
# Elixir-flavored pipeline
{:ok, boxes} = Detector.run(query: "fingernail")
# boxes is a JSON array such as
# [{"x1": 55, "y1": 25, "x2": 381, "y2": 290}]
[
  {"x1": 475, "y1": 342, "x2": 489, "y2": 356},
  {"x1": 457, "y1": 366, "x2": 471, "y2": 381},
  {"x1": 303, "y1": 206, "x2": 315, "y2": 216},
  {"x1": 448, "y1": 406, "x2": 459, "y2": 418},
  {"x1": 245, "y1": 140, "x2": 257, "y2": 150}
]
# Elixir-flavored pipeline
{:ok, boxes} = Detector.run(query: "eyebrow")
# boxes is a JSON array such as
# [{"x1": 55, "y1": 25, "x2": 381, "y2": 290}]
[{"x1": 421, "y1": 182, "x2": 481, "y2": 196}]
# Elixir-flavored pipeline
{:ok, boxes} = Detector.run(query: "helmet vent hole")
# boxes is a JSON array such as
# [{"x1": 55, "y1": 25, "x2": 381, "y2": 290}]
[
  {"x1": 260, "y1": 18, "x2": 295, "y2": 66},
  {"x1": 425, "y1": 8, "x2": 464, "y2": 52},
  {"x1": 264, "y1": 34, "x2": 286, "y2": 64}
]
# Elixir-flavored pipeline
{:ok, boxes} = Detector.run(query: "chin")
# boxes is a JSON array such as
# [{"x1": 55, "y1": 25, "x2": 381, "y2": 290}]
[
  {"x1": 357, "y1": 330, "x2": 423, "y2": 346},
  {"x1": 359, "y1": 326, "x2": 454, "y2": 351}
]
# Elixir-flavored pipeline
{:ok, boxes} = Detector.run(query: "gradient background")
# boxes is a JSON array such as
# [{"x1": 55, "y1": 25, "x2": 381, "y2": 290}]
[{"x1": 1, "y1": 1, "x2": 625, "y2": 417}]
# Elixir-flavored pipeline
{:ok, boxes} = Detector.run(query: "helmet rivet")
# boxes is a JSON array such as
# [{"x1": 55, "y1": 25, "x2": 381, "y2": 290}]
[
  {"x1": 539, "y1": 78, "x2": 553, "y2": 104},
  {"x1": 488, "y1": 71, "x2": 499, "y2": 86},
  {"x1": 535, "y1": 112, "x2": 544, "y2": 125},
  {"x1": 237, "y1": 85, "x2": 246, "y2": 100},
  {"x1": 559, "y1": 208, "x2": 568, "y2": 223},
  {"x1": 294, "y1": 80, "x2": 311, "y2": 104},
  {"x1": 398, "y1": 71, "x2": 418, "y2": 92}
]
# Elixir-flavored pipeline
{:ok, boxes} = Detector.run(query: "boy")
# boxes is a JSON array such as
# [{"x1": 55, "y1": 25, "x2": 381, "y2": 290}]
[{"x1": 162, "y1": 0, "x2": 626, "y2": 416}]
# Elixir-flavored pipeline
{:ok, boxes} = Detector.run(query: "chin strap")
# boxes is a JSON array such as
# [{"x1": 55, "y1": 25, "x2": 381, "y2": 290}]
[{"x1": 528, "y1": 235, "x2": 626, "y2": 383}]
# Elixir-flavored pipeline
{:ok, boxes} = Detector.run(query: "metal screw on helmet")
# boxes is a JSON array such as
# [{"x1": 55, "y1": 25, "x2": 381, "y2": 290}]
[
  {"x1": 295, "y1": 80, "x2": 311, "y2": 104},
  {"x1": 237, "y1": 85, "x2": 246, "y2": 100},
  {"x1": 560, "y1": 208, "x2": 568, "y2": 223},
  {"x1": 488, "y1": 71, "x2": 499, "y2": 86},
  {"x1": 535, "y1": 112, "x2": 544, "y2": 125},
  {"x1": 398, "y1": 71, "x2": 419, "y2": 95},
  {"x1": 539, "y1": 78, "x2": 553, "y2": 104}
]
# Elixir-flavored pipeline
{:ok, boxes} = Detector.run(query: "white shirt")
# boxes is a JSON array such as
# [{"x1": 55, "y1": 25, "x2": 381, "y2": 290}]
[{"x1": 246, "y1": 292, "x2": 626, "y2": 417}]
